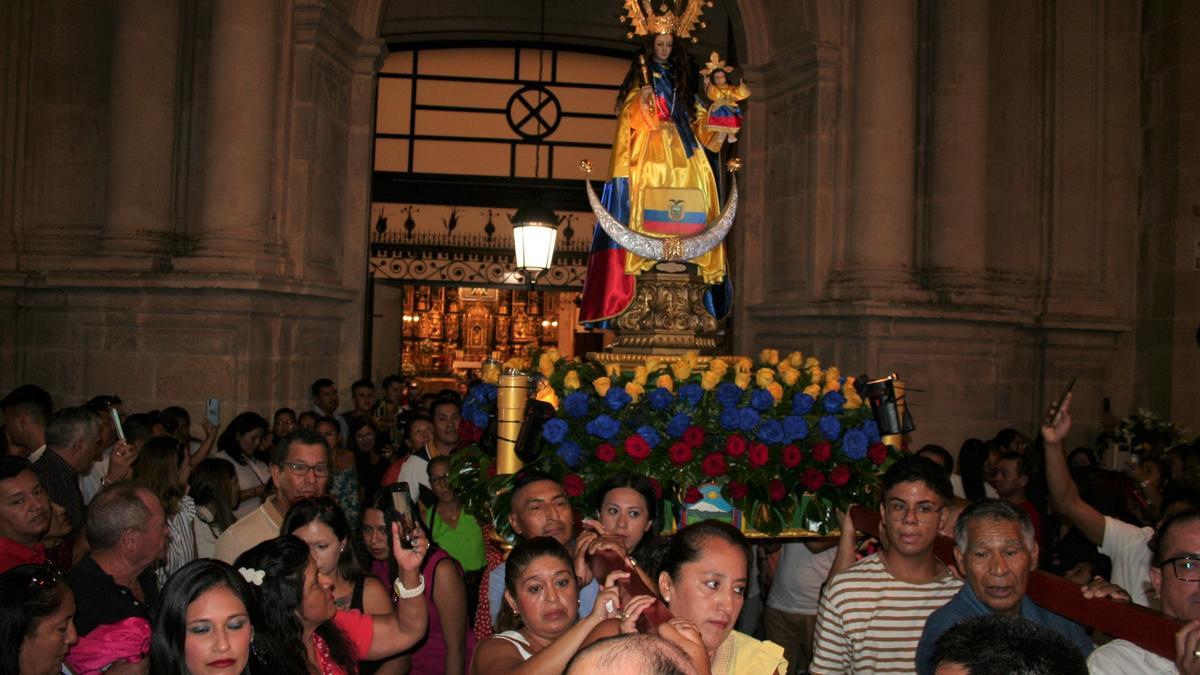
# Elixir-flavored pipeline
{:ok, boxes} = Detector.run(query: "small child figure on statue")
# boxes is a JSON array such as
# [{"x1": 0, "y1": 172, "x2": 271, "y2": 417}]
[{"x1": 701, "y1": 51, "x2": 750, "y2": 149}]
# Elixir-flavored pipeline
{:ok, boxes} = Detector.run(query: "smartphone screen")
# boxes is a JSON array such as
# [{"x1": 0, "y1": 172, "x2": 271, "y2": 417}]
[
  {"x1": 206, "y1": 398, "x2": 220, "y2": 427},
  {"x1": 110, "y1": 408, "x2": 126, "y2": 442},
  {"x1": 390, "y1": 484, "x2": 415, "y2": 548}
]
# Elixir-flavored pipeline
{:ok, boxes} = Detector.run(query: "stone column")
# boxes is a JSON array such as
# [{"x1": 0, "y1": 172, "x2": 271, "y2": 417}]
[
  {"x1": 927, "y1": 0, "x2": 989, "y2": 296},
  {"x1": 104, "y1": 0, "x2": 181, "y2": 255},
  {"x1": 196, "y1": 0, "x2": 281, "y2": 259},
  {"x1": 839, "y1": 0, "x2": 925, "y2": 300}
]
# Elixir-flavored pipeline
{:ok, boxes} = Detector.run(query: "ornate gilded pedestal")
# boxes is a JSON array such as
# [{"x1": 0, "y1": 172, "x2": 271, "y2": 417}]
[{"x1": 606, "y1": 261, "x2": 719, "y2": 354}]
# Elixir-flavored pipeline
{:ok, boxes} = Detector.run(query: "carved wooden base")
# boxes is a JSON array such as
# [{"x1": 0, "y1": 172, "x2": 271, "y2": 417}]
[{"x1": 605, "y1": 263, "x2": 721, "y2": 355}]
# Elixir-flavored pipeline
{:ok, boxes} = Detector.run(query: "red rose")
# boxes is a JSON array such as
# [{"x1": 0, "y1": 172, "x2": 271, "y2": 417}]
[
  {"x1": 728, "y1": 480, "x2": 749, "y2": 501},
  {"x1": 800, "y1": 468, "x2": 826, "y2": 491},
  {"x1": 625, "y1": 434, "x2": 652, "y2": 462},
  {"x1": 684, "y1": 486, "x2": 703, "y2": 504},
  {"x1": 768, "y1": 479, "x2": 787, "y2": 502},
  {"x1": 748, "y1": 442, "x2": 769, "y2": 467},
  {"x1": 649, "y1": 477, "x2": 663, "y2": 499},
  {"x1": 782, "y1": 444, "x2": 802, "y2": 468},
  {"x1": 595, "y1": 443, "x2": 617, "y2": 463},
  {"x1": 487, "y1": 463, "x2": 498, "y2": 478},
  {"x1": 811, "y1": 441, "x2": 833, "y2": 463},
  {"x1": 868, "y1": 442, "x2": 889, "y2": 465},
  {"x1": 563, "y1": 473, "x2": 585, "y2": 497},
  {"x1": 668, "y1": 442, "x2": 694, "y2": 467},
  {"x1": 725, "y1": 434, "x2": 747, "y2": 458},
  {"x1": 682, "y1": 425, "x2": 706, "y2": 448},
  {"x1": 701, "y1": 452, "x2": 728, "y2": 478},
  {"x1": 830, "y1": 465, "x2": 851, "y2": 487},
  {"x1": 459, "y1": 422, "x2": 482, "y2": 443}
]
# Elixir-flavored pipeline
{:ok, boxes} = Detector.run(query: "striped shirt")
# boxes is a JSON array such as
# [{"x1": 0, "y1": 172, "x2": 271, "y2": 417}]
[
  {"x1": 156, "y1": 495, "x2": 197, "y2": 588},
  {"x1": 810, "y1": 553, "x2": 961, "y2": 674}
]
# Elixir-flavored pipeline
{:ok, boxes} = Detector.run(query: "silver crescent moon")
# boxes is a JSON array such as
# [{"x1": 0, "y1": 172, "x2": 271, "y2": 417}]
[{"x1": 584, "y1": 178, "x2": 737, "y2": 262}]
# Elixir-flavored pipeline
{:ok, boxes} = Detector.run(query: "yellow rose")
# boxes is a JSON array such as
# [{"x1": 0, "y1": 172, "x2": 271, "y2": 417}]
[
  {"x1": 502, "y1": 357, "x2": 526, "y2": 371},
  {"x1": 683, "y1": 351, "x2": 700, "y2": 368},
  {"x1": 824, "y1": 378, "x2": 841, "y2": 394},
  {"x1": 843, "y1": 389, "x2": 864, "y2": 409},
  {"x1": 545, "y1": 347, "x2": 561, "y2": 363},
  {"x1": 708, "y1": 359, "x2": 729, "y2": 377},
  {"x1": 482, "y1": 368, "x2": 500, "y2": 385},
  {"x1": 671, "y1": 360, "x2": 693, "y2": 381},
  {"x1": 824, "y1": 367, "x2": 841, "y2": 386},
  {"x1": 809, "y1": 366, "x2": 823, "y2": 383},
  {"x1": 758, "y1": 349, "x2": 780, "y2": 366},
  {"x1": 842, "y1": 376, "x2": 857, "y2": 393},
  {"x1": 563, "y1": 370, "x2": 581, "y2": 390},
  {"x1": 633, "y1": 366, "x2": 648, "y2": 386},
  {"x1": 786, "y1": 351, "x2": 804, "y2": 367},
  {"x1": 735, "y1": 357, "x2": 753, "y2": 374},
  {"x1": 735, "y1": 371, "x2": 751, "y2": 389},
  {"x1": 803, "y1": 383, "x2": 821, "y2": 399},
  {"x1": 593, "y1": 376, "x2": 611, "y2": 397},
  {"x1": 644, "y1": 358, "x2": 663, "y2": 374},
  {"x1": 781, "y1": 368, "x2": 800, "y2": 386},
  {"x1": 701, "y1": 371, "x2": 722, "y2": 390},
  {"x1": 538, "y1": 353, "x2": 555, "y2": 377},
  {"x1": 625, "y1": 381, "x2": 645, "y2": 402},
  {"x1": 804, "y1": 356, "x2": 820, "y2": 369},
  {"x1": 655, "y1": 373, "x2": 675, "y2": 392},
  {"x1": 605, "y1": 363, "x2": 622, "y2": 378},
  {"x1": 755, "y1": 368, "x2": 775, "y2": 389},
  {"x1": 535, "y1": 386, "x2": 559, "y2": 410},
  {"x1": 767, "y1": 382, "x2": 784, "y2": 403}
]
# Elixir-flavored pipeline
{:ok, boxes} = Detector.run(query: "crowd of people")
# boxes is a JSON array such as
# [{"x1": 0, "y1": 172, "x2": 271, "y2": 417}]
[{"x1": 1, "y1": 372, "x2": 1198, "y2": 674}]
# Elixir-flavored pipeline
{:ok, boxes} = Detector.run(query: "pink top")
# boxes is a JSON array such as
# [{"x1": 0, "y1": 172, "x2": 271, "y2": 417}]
[
  {"x1": 409, "y1": 549, "x2": 478, "y2": 672},
  {"x1": 312, "y1": 610, "x2": 374, "y2": 675}
]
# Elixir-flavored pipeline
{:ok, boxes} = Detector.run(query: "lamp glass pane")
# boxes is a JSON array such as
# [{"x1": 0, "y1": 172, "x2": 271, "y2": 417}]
[{"x1": 513, "y1": 225, "x2": 557, "y2": 272}]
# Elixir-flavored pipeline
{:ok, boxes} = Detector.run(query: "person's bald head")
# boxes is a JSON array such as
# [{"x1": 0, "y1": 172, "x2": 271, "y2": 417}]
[{"x1": 565, "y1": 634, "x2": 697, "y2": 675}]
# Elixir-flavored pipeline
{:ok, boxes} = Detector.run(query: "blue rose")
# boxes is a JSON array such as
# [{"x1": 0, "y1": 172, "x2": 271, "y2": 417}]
[
  {"x1": 648, "y1": 387, "x2": 674, "y2": 411},
  {"x1": 861, "y1": 420, "x2": 881, "y2": 443},
  {"x1": 822, "y1": 391, "x2": 846, "y2": 414},
  {"x1": 783, "y1": 415, "x2": 809, "y2": 442},
  {"x1": 556, "y1": 441, "x2": 583, "y2": 468},
  {"x1": 739, "y1": 407, "x2": 761, "y2": 431},
  {"x1": 471, "y1": 409, "x2": 489, "y2": 429},
  {"x1": 563, "y1": 391, "x2": 591, "y2": 418},
  {"x1": 757, "y1": 419, "x2": 784, "y2": 444},
  {"x1": 636, "y1": 425, "x2": 661, "y2": 448},
  {"x1": 818, "y1": 415, "x2": 842, "y2": 441},
  {"x1": 716, "y1": 382, "x2": 744, "y2": 407},
  {"x1": 792, "y1": 393, "x2": 815, "y2": 416},
  {"x1": 750, "y1": 389, "x2": 775, "y2": 412},
  {"x1": 481, "y1": 384, "x2": 498, "y2": 403},
  {"x1": 542, "y1": 418, "x2": 569, "y2": 444},
  {"x1": 605, "y1": 387, "x2": 632, "y2": 411},
  {"x1": 678, "y1": 382, "x2": 704, "y2": 406},
  {"x1": 667, "y1": 413, "x2": 692, "y2": 438},
  {"x1": 841, "y1": 429, "x2": 869, "y2": 460},
  {"x1": 719, "y1": 407, "x2": 741, "y2": 431},
  {"x1": 586, "y1": 415, "x2": 621, "y2": 440}
]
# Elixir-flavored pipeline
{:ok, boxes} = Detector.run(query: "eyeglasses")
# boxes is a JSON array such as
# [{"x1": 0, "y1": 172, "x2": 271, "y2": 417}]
[
  {"x1": 884, "y1": 501, "x2": 944, "y2": 523},
  {"x1": 429, "y1": 473, "x2": 450, "y2": 485},
  {"x1": 26, "y1": 564, "x2": 62, "y2": 591},
  {"x1": 278, "y1": 460, "x2": 331, "y2": 477},
  {"x1": 1160, "y1": 556, "x2": 1200, "y2": 582}
]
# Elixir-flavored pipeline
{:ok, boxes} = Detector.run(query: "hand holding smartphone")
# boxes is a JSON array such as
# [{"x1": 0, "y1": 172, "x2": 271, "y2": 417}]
[
  {"x1": 1043, "y1": 377, "x2": 1076, "y2": 427},
  {"x1": 390, "y1": 483, "x2": 416, "y2": 549}
]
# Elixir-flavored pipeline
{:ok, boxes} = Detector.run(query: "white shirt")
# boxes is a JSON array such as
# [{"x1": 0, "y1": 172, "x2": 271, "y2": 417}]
[
  {"x1": 396, "y1": 454, "x2": 429, "y2": 500},
  {"x1": 193, "y1": 504, "x2": 222, "y2": 560},
  {"x1": 767, "y1": 543, "x2": 837, "y2": 615},
  {"x1": 1087, "y1": 639, "x2": 1176, "y2": 674},
  {"x1": 212, "y1": 450, "x2": 272, "y2": 519},
  {"x1": 1100, "y1": 515, "x2": 1155, "y2": 607}
]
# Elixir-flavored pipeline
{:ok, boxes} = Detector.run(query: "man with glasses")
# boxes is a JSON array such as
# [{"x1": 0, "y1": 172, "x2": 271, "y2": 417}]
[
  {"x1": 915, "y1": 499, "x2": 1098, "y2": 674},
  {"x1": 1089, "y1": 507, "x2": 1200, "y2": 673},
  {"x1": 214, "y1": 428, "x2": 331, "y2": 563},
  {"x1": 811, "y1": 455, "x2": 962, "y2": 674}
]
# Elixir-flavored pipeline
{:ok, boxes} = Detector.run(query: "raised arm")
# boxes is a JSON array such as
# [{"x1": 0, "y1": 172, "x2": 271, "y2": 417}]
[
  {"x1": 363, "y1": 523, "x2": 431, "y2": 660},
  {"x1": 432, "y1": 557, "x2": 469, "y2": 675},
  {"x1": 189, "y1": 419, "x2": 218, "y2": 468},
  {"x1": 1041, "y1": 394, "x2": 1107, "y2": 545}
]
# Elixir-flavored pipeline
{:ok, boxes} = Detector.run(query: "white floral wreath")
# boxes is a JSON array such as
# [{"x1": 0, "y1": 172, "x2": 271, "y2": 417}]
[{"x1": 238, "y1": 567, "x2": 266, "y2": 586}]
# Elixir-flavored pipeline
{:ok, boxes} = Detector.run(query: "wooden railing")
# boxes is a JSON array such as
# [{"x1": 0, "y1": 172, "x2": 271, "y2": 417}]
[{"x1": 849, "y1": 505, "x2": 1182, "y2": 659}]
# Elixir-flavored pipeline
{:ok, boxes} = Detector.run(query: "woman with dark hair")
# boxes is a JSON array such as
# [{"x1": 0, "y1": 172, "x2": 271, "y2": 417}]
[
  {"x1": 579, "y1": 29, "x2": 726, "y2": 324},
  {"x1": 234, "y1": 531, "x2": 428, "y2": 675},
  {"x1": 956, "y1": 438, "x2": 997, "y2": 502},
  {"x1": 149, "y1": 559, "x2": 253, "y2": 675},
  {"x1": 348, "y1": 417, "x2": 390, "y2": 506},
  {"x1": 470, "y1": 537, "x2": 623, "y2": 675},
  {"x1": 213, "y1": 413, "x2": 272, "y2": 518},
  {"x1": 190, "y1": 458, "x2": 240, "y2": 560},
  {"x1": 648, "y1": 521, "x2": 787, "y2": 675},
  {"x1": 0, "y1": 563, "x2": 78, "y2": 675},
  {"x1": 576, "y1": 472, "x2": 663, "y2": 591},
  {"x1": 381, "y1": 411, "x2": 433, "y2": 489},
  {"x1": 134, "y1": 436, "x2": 198, "y2": 586}
]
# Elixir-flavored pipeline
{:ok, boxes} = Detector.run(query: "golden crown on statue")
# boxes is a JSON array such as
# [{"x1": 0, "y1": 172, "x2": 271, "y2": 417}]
[{"x1": 620, "y1": 0, "x2": 713, "y2": 42}]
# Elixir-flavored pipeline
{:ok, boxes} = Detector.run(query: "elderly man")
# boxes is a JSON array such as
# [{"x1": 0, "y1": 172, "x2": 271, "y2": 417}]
[
  {"x1": 566, "y1": 633, "x2": 700, "y2": 675},
  {"x1": 915, "y1": 499, "x2": 1095, "y2": 674},
  {"x1": 486, "y1": 469, "x2": 601, "y2": 624},
  {"x1": 1088, "y1": 507, "x2": 1200, "y2": 674},
  {"x1": 33, "y1": 406, "x2": 113, "y2": 537},
  {"x1": 0, "y1": 456, "x2": 50, "y2": 572},
  {"x1": 213, "y1": 428, "x2": 331, "y2": 563},
  {"x1": 65, "y1": 482, "x2": 168, "y2": 674}
]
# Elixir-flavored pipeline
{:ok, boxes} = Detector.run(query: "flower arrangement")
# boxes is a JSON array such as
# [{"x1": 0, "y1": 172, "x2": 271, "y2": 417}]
[{"x1": 451, "y1": 349, "x2": 897, "y2": 536}]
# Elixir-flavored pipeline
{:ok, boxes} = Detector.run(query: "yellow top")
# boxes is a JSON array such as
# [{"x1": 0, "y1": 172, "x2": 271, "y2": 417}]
[{"x1": 711, "y1": 630, "x2": 789, "y2": 675}]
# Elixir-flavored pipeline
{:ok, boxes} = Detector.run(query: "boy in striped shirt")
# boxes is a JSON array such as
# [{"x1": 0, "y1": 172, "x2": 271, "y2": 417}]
[{"x1": 810, "y1": 455, "x2": 962, "y2": 674}]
